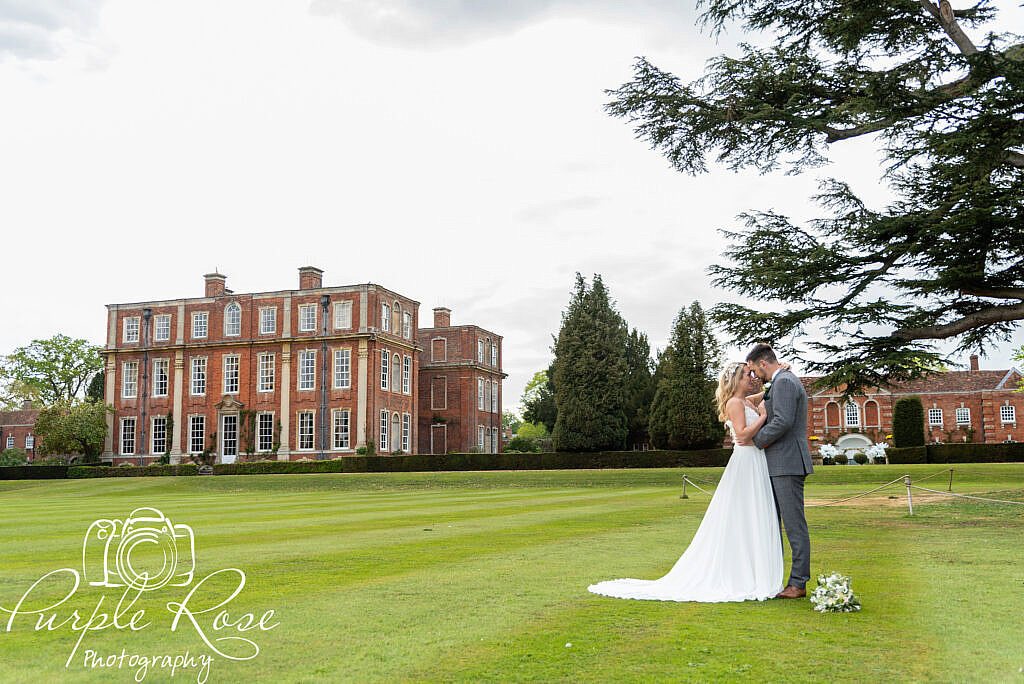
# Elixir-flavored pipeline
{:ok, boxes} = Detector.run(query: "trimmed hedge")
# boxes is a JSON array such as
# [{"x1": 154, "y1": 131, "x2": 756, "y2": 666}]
[
  {"x1": 0, "y1": 465, "x2": 68, "y2": 479},
  {"x1": 212, "y1": 448, "x2": 734, "y2": 475},
  {"x1": 886, "y1": 446, "x2": 928, "y2": 464},
  {"x1": 67, "y1": 464, "x2": 199, "y2": 478},
  {"x1": 925, "y1": 442, "x2": 1024, "y2": 464}
]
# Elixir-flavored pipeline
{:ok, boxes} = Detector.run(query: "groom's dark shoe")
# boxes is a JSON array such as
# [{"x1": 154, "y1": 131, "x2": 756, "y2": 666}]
[{"x1": 775, "y1": 585, "x2": 806, "y2": 599}]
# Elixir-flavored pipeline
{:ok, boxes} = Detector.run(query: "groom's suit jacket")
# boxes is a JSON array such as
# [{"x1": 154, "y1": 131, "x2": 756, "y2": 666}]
[{"x1": 753, "y1": 369, "x2": 814, "y2": 477}]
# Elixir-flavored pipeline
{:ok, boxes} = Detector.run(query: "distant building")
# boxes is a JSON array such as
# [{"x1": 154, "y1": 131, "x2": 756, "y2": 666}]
[
  {"x1": 804, "y1": 355, "x2": 1023, "y2": 452},
  {"x1": 0, "y1": 401, "x2": 40, "y2": 459},
  {"x1": 416, "y1": 307, "x2": 506, "y2": 454},
  {"x1": 100, "y1": 268, "x2": 503, "y2": 464}
]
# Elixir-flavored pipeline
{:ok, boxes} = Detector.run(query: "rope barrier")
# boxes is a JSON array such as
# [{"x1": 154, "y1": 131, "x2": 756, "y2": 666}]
[
  {"x1": 940, "y1": 467, "x2": 1024, "y2": 480},
  {"x1": 682, "y1": 473, "x2": 719, "y2": 485},
  {"x1": 908, "y1": 484, "x2": 1024, "y2": 506},
  {"x1": 681, "y1": 476, "x2": 715, "y2": 496},
  {"x1": 806, "y1": 475, "x2": 908, "y2": 507}
]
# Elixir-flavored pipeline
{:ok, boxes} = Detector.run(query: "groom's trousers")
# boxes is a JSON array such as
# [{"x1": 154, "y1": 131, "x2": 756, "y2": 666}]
[{"x1": 770, "y1": 474, "x2": 811, "y2": 590}]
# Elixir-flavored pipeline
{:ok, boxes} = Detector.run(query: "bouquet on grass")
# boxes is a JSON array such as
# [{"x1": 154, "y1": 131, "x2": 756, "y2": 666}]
[{"x1": 810, "y1": 572, "x2": 861, "y2": 613}]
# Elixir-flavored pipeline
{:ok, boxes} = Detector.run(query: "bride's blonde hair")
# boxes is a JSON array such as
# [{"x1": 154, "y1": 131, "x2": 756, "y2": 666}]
[{"x1": 715, "y1": 362, "x2": 747, "y2": 422}]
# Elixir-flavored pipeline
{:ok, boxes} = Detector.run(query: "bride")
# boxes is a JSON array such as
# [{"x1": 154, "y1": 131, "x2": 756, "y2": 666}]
[{"x1": 587, "y1": 362, "x2": 784, "y2": 602}]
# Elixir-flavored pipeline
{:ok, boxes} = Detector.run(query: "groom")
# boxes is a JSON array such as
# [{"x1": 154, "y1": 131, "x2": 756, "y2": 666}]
[{"x1": 747, "y1": 343, "x2": 813, "y2": 599}]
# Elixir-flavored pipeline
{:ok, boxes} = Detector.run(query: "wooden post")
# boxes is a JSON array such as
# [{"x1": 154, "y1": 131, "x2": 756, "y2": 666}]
[
  {"x1": 948, "y1": 468, "x2": 954, "y2": 492},
  {"x1": 680, "y1": 475, "x2": 688, "y2": 499},
  {"x1": 905, "y1": 475, "x2": 914, "y2": 516}
]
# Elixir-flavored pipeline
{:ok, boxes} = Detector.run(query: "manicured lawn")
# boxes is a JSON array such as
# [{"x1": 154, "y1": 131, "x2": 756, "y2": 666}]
[{"x1": 0, "y1": 463, "x2": 1021, "y2": 682}]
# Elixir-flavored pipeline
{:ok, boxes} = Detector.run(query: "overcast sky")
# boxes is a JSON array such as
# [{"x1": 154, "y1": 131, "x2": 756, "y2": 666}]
[{"x1": 2, "y1": 0, "x2": 1022, "y2": 412}]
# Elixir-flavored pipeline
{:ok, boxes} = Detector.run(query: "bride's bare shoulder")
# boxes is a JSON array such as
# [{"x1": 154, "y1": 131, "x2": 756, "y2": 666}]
[{"x1": 725, "y1": 396, "x2": 743, "y2": 411}]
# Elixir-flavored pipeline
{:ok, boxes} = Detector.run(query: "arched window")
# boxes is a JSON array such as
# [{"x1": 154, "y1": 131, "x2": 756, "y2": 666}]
[
  {"x1": 845, "y1": 402, "x2": 860, "y2": 427},
  {"x1": 864, "y1": 400, "x2": 880, "y2": 427},
  {"x1": 825, "y1": 402, "x2": 841, "y2": 428},
  {"x1": 392, "y1": 302, "x2": 401, "y2": 337},
  {"x1": 392, "y1": 354, "x2": 401, "y2": 393},
  {"x1": 391, "y1": 412, "x2": 401, "y2": 453},
  {"x1": 224, "y1": 302, "x2": 241, "y2": 336}
]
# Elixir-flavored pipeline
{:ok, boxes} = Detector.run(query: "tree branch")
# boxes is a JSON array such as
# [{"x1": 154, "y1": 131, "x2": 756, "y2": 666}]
[
  {"x1": 894, "y1": 301, "x2": 1024, "y2": 340},
  {"x1": 1005, "y1": 150, "x2": 1024, "y2": 169},
  {"x1": 919, "y1": 0, "x2": 980, "y2": 56},
  {"x1": 961, "y1": 287, "x2": 1024, "y2": 300}
]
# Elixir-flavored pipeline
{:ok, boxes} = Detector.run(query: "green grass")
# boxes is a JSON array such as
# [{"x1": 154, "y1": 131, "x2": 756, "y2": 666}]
[{"x1": 0, "y1": 463, "x2": 1021, "y2": 683}]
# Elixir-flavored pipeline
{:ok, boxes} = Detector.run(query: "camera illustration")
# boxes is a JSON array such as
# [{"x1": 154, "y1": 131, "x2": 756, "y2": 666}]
[{"x1": 82, "y1": 507, "x2": 195, "y2": 592}]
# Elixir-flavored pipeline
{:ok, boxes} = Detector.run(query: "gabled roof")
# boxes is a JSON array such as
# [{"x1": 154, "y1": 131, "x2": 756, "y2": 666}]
[
  {"x1": 0, "y1": 409, "x2": 40, "y2": 426},
  {"x1": 802, "y1": 368, "x2": 1022, "y2": 396}
]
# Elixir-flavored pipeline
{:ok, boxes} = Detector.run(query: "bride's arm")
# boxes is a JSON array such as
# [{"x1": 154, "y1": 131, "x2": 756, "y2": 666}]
[
  {"x1": 726, "y1": 398, "x2": 767, "y2": 445},
  {"x1": 745, "y1": 391, "x2": 765, "y2": 404}
]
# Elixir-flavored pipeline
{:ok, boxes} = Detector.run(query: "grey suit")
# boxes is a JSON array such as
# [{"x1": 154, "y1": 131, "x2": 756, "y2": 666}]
[{"x1": 753, "y1": 369, "x2": 813, "y2": 589}]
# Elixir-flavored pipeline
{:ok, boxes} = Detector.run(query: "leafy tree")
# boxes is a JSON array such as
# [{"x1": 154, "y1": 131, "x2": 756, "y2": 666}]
[
  {"x1": 0, "y1": 378, "x2": 42, "y2": 411},
  {"x1": 506, "y1": 436, "x2": 538, "y2": 453},
  {"x1": 1015, "y1": 346, "x2": 1024, "y2": 392},
  {"x1": 521, "y1": 366, "x2": 557, "y2": 434},
  {"x1": 516, "y1": 421, "x2": 550, "y2": 440},
  {"x1": 33, "y1": 399, "x2": 112, "y2": 462},
  {"x1": 624, "y1": 328, "x2": 656, "y2": 448},
  {"x1": 86, "y1": 371, "x2": 105, "y2": 402},
  {"x1": 892, "y1": 396, "x2": 926, "y2": 447},
  {"x1": 551, "y1": 274, "x2": 629, "y2": 451},
  {"x1": 502, "y1": 410, "x2": 522, "y2": 434},
  {"x1": 0, "y1": 448, "x2": 28, "y2": 466},
  {"x1": 607, "y1": 1, "x2": 1024, "y2": 394},
  {"x1": 1, "y1": 335, "x2": 103, "y2": 405},
  {"x1": 648, "y1": 302, "x2": 725, "y2": 450}
]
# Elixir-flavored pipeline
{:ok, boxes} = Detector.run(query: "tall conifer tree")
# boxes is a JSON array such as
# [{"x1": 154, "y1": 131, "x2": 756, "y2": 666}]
[
  {"x1": 552, "y1": 274, "x2": 629, "y2": 452},
  {"x1": 649, "y1": 302, "x2": 725, "y2": 450},
  {"x1": 624, "y1": 328, "x2": 655, "y2": 448}
]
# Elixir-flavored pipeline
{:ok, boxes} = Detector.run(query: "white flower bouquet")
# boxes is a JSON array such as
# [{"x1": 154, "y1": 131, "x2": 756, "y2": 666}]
[
  {"x1": 810, "y1": 572, "x2": 861, "y2": 613},
  {"x1": 819, "y1": 444, "x2": 840, "y2": 459},
  {"x1": 865, "y1": 442, "x2": 888, "y2": 464}
]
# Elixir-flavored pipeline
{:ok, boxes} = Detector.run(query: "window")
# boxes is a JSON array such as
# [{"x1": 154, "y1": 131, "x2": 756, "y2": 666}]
[
  {"x1": 431, "y1": 377, "x2": 447, "y2": 410},
  {"x1": 123, "y1": 317, "x2": 139, "y2": 343},
  {"x1": 477, "y1": 425, "x2": 485, "y2": 451},
  {"x1": 25, "y1": 435, "x2": 34, "y2": 450},
  {"x1": 152, "y1": 416, "x2": 167, "y2": 454},
  {"x1": 334, "y1": 348, "x2": 351, "y2": 389},
  {"x1": 392, "y1": 356, "x2": 401, "y2": 394},
  {"x1": 192, "y1": 312, "x2": 208, "y2": 339},
  {"x1": 298, "y1": 351, "x2": 316, "y2": 390},
  {"x1": 955, "y1": 407, "x2": 971, "y2": 425},
  {"x1": 222, "y1": 415, "x2": 237, "y2": 458},
  {"x1": 334, "y1": 300, "x2": 352, "y2": 330},
  {"x1": 402, "y1": 356, "x2": 411, "y2": 394},
  {"x1": 491, "y1": 380, "x2": 498, "y2": 413},
  {"x1": 223, "y1": 355, "x2": 240, "y2": 394},
  {"x1": 864, "y1": 400, "x2": 879, "y2": 426},
  {"x1": 825, "y1": 402, "x2": 841, "y2": 428},
  {"x1": 477, "y1": 340, "x2": 484, "y2": 363},
  {"x1": 478, "y1": 378, "x2": 485, "y2": 410},
  {"x1": 380, "y1": 350, "x2": 390, "y2": 390},
  {"x1": 379, "y1": 410, "x2": 389, "y2": 451},
  {"x1": 403, "y1": 312, "x2": 412, "y2": 339},
  {"x1": 844, "y1": 402, "x2": 860, "y2": 427},
  {"x1": 224, "y1": 302, "x2": 241, "y2": 336},
  {"x1": 928, "y1": 408, "x2": 943, "y2": 426},
  {"x1": 298, "y1": 411, "x2": 314, "y2": 450},
  {"x1": 401, "y1": 413, "x2": 410, "y2": 452},
  {"x1": 153, "y1": 359, "x2": 169, "y2": 397},
  {"x1": 1001, "y1": 405, "x2": 1017, "y2": 424},
  {"x1": 257, "y1": 413, "x2": 275, "y2": 452},
  {"x1": 258, "y1": 353, "x2": 275, "y2": 392},
  {"x1": 431, "y1": 338, "x2": 446, "y2": 362},
  {"x1": 189, "y1": 415, "x2": 205, "y2": 454},
  {"x1": 260, "y1": 307, "x2": 276, "y2": 334},
  {"x1": 191, "y1": 357, "x2": 207, "y2": 396},
  {"x1": 154, "y1": 315, "x2": 171, "y2": 341},
  {"x1": 333, "y1": 410, "x2": 350, "y2": 449},
  {"x1": 491, "y1": 343, "x2": 498, "y2": 367},
  {"x1": 491, "y1": 427, "x2": 499, "y2": 454},
  {"x1": 120, "y1": 418, "x2": 136, "y2": 455},
  {"x1": 299, "y1": 304, "x2": 316, "y2": 332},
  {"x1": 122, "y1": 361, "x2": 138, "y2": 398},
  {"x1": 381, "y1": 303, "x2": 391, "y2": 332},
  {"x1": 5, "y1": 436, "x2": 13, "y2": 449}
]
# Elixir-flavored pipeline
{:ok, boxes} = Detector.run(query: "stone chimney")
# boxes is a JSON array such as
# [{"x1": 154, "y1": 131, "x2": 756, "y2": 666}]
[
  {"x1": 299, "y1": 266, "x2": 323, "y2": 290},
  {"x1": 204, "y1": 272, "x2": 226, "y2": 297},
  {"x1": 433, "y1": 307, "x2": 451, "y2": 328},
  {"x1": 969, "y1": 354, "x2": 980, "y2": 372}
]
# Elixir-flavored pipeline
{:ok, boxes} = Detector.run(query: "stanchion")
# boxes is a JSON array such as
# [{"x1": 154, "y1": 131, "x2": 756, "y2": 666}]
[
  {"x1": 948, "y1": 468, "x2": 954, "y2": 492},
  {"x1": 905, "y1": 475, "x2": 914, "y2": 515},
  {"x1": 680, "y1": 475, "x2": 688, "y2": 499}
]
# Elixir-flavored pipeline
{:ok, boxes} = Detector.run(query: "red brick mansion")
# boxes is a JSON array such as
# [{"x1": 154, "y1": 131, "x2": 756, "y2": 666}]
[
  {"x1": 100, "y1": 268, "x2": 504, "y2": 465},
  {"x1": 803, "y1": 355, "x2": 1022, "y2": 452}
]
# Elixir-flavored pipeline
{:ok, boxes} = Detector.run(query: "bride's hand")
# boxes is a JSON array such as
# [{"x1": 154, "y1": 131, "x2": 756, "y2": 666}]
[
  {"x1": 780, "y1": 362, "x2": 792, "y2": 372},
  {"x1": 756, "y1": 402, "x2": 766, "y2": 416}
]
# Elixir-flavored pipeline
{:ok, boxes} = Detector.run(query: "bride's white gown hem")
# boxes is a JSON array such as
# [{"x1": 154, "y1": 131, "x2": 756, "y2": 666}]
[{"x1": 587, "y1": 406, "x2": 784, "y2": 602}]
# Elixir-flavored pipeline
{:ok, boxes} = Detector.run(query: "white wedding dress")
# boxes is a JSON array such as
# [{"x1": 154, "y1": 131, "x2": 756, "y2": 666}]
[{"x1": 588, "y1": 406, "x2": 784, "y2": 602}]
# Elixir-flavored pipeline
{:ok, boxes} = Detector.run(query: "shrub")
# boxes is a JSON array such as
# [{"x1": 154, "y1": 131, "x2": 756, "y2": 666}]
[
  {"x1": 892, "y1": 396, "x2": 925, "y2": 447},
  {"x1": 886, "y1": 446, "x2": 928, "y2": 464},
  {"x1": 926, "y1": 442, "x2": 1024, "y2": 464},
  {"x1": 853, "y1": 452, "x2": 869, "y2": 465},
  {"x1": 68, "y1": 464, "x2": 198, "y2": 478},
  {"x1": 507, "y1": 436, "x2": 538, "y2": 453},
  {"x1": 0, "y1": 448, "x2": 28, "y2": 466},
  {"x1": 821, "y1": 456, "x2": 833, "y2": 465},
  {"x1": 834, "y1": 452, "x2": 849, "y2": 465}
]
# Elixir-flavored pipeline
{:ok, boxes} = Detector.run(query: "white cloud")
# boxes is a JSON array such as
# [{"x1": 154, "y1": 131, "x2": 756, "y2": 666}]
[{"x1": 0, "y1": 0, "x2": 104, "y2": 60}]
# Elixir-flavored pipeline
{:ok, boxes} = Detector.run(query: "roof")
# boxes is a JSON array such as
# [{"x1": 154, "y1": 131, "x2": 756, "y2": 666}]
[
  {"x1": 0, "y1": 409, "x2": 40, "y2": 426},
  {"x1": 802, "y1": 368, "x2": 1023, "y2": 396}
]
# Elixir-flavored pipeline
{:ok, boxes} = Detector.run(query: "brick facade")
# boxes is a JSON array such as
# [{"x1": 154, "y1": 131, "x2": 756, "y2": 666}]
[
  {"x1": 415, "y1": 308, "x2": 506, "y2": 454},
  {"x1": 101, "y1": 269, "x2": 502, "y2": 465},
  {"x1": 804, "y1": 355, "x2": 1023, "y2": 453},
  {"x1": 0, "y1": 402, "x2": 40, "y2": 459}
]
